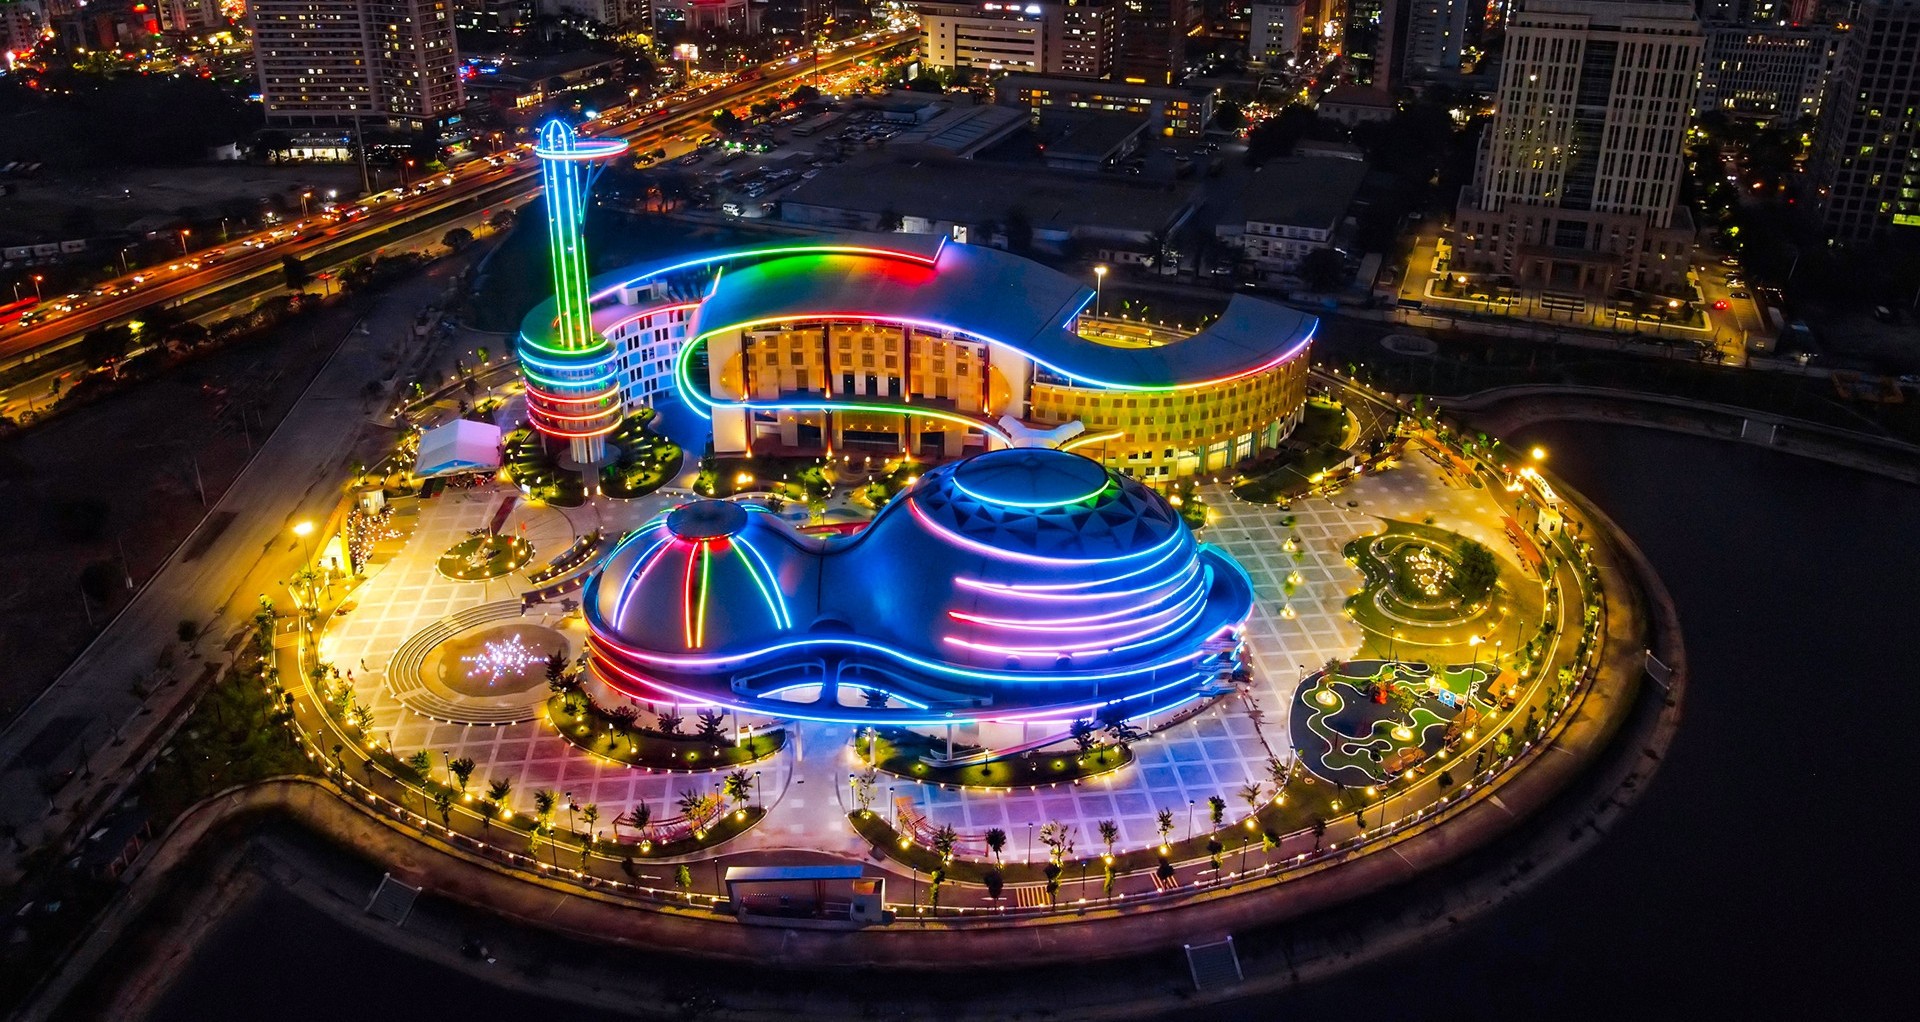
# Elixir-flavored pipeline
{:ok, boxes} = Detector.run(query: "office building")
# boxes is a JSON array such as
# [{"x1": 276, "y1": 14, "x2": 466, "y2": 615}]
[
  {"x1": 1450, "y1": 0, "x2": 1702, "y2": 292},
  {"x1": 915, "y1": 1, "x2": 1116, "y2": 78},
  {"x1": 1697, "y1": 21, "x2": 1839, "y2": 125},
  {"x1": 992, "y1": 72, "x2": 1214, "y2": 135},
  {"x1": 1807, "y1": 0, "x2": 1920, "y2": 243},
  {"x1": 1376, "y1": 0, "x2": 1468, "y2": 86},
  {"x1": 250, "y1": 0, "x2": 463, "y2": 132}
]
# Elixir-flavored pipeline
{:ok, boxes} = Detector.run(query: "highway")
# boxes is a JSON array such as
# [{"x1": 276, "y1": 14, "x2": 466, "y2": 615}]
[{"x1": 0, "y1": 30, "x2": 913, "y2": 373}]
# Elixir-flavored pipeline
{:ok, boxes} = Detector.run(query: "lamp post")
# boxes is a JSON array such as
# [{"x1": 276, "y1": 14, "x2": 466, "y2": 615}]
[
  {"x1": 177, "y1": 228, "x2": 190, "y2": 257},
  {"x1": 32, "y1": 275, "x2": 43, "y2": 300},
  {"x1": 1093, "y1": 264, "x2": 1108, "y2": 318},
  {"x1": 292, "y1": 520, "x2": 316, "y2": 566}
]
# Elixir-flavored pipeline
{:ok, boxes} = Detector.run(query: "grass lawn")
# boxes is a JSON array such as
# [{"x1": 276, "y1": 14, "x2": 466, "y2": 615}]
[
  {"x1": 546, "y1": 694, "x2": 785, "y2": 770},
  {"x1": 436, "y1": 533, "x2": 535, "y2": 580},
  {"x1": 601, "y1": 410, "x2": 684, "y2": 499},
  {"x1": 1232, "y1": 400, "x2": 1357, "y2": 503},
  {"x1": 853, "y1": 728, "x2": 1133, "y2": 789},
  {"x1": 502, "y1": 428, "x2": 585, "y2": 507}
]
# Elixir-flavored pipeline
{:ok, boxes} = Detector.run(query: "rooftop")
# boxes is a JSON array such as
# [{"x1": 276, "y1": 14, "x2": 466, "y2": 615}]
[
  {"x1": 780, "y1": 155, "x2": 1196, "y2": 236},
  {"x1": 1239, "y1": 157, "x2": 1370, "y2": 230},
  {"x1": 1036, "y1": 110, "x2": 1149, "y2": 161}
]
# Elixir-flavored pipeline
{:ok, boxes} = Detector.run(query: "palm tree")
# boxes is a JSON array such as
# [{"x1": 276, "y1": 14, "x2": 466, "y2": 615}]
[
  {"x1": 1101, "y1": 716, "x2": 1144, "y2": 762},
  {"x1": 448, "y1": 756, "x2": 475, "y2": 794},
  {"x1": 696, "y1": 710, "x2": 726, "y2": 745},
  {"x1": 619, "y1": 803, "x2": 652, "y2": 841},
  {"x1": 486, "y1": 777, "x2": 513, "y2": 813},
  {"x1": 545, "y1": 651, "x2": 571, "y2": 693},
  {"x1": 1238, "y1": 781, "x2": 1263, "y2": 817},
  {"x1": 407, "y1": 750, "x2": 432, "y2": 778},
  {"x1": 723, "y1": 770, "x2": 752, "y2": 811},
  {"x1": 984, "y1": 826, "x2": 1007, "y2": 866},
  {"x1": 433, "y1": 788, "x2": 453, "y2": 828},
  {"x1": 1155, "y1": 808, "x2": 1175, "y2": 849},
  {"x1": 1069, "y1": 718, "x2": 1096, "y2": 757},
  {"x1": 1310, "y1": 815, "x2": 1327, "y2": 850},
  {"x1": 1098, "y1": 819, "x2": 1119, "y2": 861},
  {"x1": 932, "y1": 824, "x2": 958, "y2": 864},
  {"x1": 478, "y1": 799, "x2": 500, "y2": 830},
  {"x1": 581, "y1": 803, "x2": 600, "y2": 842},
  {"x1": 533, "y1": 789, "x2": 557, "y2": 833},
  {"x1": 656, "y1": 709, "x2": 684, "y2": 736}
]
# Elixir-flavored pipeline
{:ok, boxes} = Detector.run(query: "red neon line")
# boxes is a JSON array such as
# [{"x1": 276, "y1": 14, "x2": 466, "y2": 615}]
[{"x1": 681, "y1": 540, "x2": 698, "y2": 649}]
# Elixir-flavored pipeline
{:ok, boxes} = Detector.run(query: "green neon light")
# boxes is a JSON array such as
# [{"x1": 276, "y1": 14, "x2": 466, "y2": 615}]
[{"x1": 696, "y1": 541, "x2": 712, "y2": 649}]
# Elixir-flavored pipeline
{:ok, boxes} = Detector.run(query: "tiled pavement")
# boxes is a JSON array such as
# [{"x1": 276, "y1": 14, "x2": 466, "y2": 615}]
[{"x1": 322, "y1": 444, "x2": 1526, "y2": 856}]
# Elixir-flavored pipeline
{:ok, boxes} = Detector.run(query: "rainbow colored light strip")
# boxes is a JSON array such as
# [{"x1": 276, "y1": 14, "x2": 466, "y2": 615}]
[{"x1": 519, "y1": 120, "x2": 629, "y2": 442}]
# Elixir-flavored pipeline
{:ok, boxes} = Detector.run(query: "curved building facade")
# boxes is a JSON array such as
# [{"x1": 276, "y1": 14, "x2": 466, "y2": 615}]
[
  {"x1": 516, "y1": 233, "x2": 1317, "y2": 484},
  {"x1": 583, "y1": 448, "x2": 1254, "y2": 727}
]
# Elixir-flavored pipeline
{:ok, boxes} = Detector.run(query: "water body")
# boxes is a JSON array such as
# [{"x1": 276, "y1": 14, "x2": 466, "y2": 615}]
[{"x1": 142, "y1": 422, "x2": 1918, "y2": 1020}]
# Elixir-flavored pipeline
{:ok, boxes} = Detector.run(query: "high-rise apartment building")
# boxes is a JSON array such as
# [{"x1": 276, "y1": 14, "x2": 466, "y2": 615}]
[
  {"x1": 1116, "y1": 0, "x2": 1194, "y2": 84},
  {"x1": 250, "y1": 0, "x2": 463, "y2": 132},
  {"x1": 1451, "y1": 0, "x2": 1703, "y2": 292},
  {"x1": 1376, "y1": 0, "x2": 1468, "y2": 87},
  {"x1": 915, "y1": 1, "x2": 1115, "y2": 79},
  {"x1": 1342, "y1": 0, "x2": 1383, "y2": 84},
  {"x1": 1249, "y1": 0, "x2": 1305, "y2": 64},
  {"x1": 1697, "y1": 20, "x2": 1838, "y2": 125},
  {"x1": 1807, "y1": 0, "x2": 1920, "y2": 243}
]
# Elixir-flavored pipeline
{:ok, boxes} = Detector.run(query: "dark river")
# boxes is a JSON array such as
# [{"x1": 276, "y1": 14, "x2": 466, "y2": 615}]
[{"x1": 145, "y1": 422, "x2": 1919, "y2": 1021}]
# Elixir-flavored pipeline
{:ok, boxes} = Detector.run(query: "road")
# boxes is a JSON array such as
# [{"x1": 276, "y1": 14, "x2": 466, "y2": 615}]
[{"x1": 0, "y1": 30, "x2": 912, "y2": 373}]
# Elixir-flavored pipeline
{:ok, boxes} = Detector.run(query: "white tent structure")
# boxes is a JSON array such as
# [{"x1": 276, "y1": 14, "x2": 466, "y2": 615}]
[{"x1": 414, "y1": 419, "x2": 503, "y2": 478}]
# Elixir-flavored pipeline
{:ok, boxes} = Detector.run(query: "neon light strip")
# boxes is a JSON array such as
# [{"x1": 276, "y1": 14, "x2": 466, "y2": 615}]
[
  {"x1": 611, "y1": 535, "x2": 670, "y2": 623},
  {"x1": 943, "y1": 592, "x2": 1211, "y2": 656},
  {"x1": 906, "y1": 496, "x2": 1184, "y2": 566},
  {"x1": 686, "y1": 311, "x2": 1315, "y2": 393},
  {"x1": 586, "y1": 240, "x2": 945, "y2": 303},
  {"x1": 955, "y1": 543, "x2": 1196, "y2": 597},
  {"x1": 949, "y1": 475, "x2": 1109, "y2": 509},
  {"x1": 589, "y1": 657, "x2": 1209, "y2": 727},
  {"x1": 586, "y1": 628, "x2": 1210, "y2": 686},
  {"x1": 680, "y1": 540, "x2": 698, "y2": 649},
  {"x1": 948, "y1": 575, "x2": 1206, "y2": 632},
  {"x1": 1060, "y1": 430, "x2": 1125, "y2": 452},
  {"x1": 695, "y1": 541, "x2": 712, "y2": 649},
  {"x1": 734, "y1": 535, "x2": 792, "y2": 629}
]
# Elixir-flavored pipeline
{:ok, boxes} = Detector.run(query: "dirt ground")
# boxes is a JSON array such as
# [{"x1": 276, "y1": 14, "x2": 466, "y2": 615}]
[
  {"x1": 0, "y1": 300, "x2": 369, "y2": 724},
  {"x1": 0, "y1": 164, "x2": 366, "y2": 246}
]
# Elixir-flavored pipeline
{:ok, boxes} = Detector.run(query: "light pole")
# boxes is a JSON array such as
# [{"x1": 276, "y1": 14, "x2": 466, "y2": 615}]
[
  {"x1": 177, "y1": 228, "x2": 190, "y2": 257},
  {"x1": 300, "y1": 191, "x2": 312, "y2": 218},
  {"x1": 1093, "y1": 264, "x2": 1108, "y2": 317},
  {"x1": 32, "y1": 274, "x2": 43, "y2": 300}
]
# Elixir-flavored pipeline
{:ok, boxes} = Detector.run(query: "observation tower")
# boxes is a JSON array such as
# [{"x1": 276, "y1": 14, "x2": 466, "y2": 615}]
[{"x1": 520, "y1": 120, "x2": 629, "y2": 465}]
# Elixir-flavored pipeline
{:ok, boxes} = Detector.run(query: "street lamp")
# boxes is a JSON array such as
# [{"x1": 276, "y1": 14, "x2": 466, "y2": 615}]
[
  {"x1": 1093, "y1": 264, "x2": 1108, "y2": 317},
  {"x1": 177, "y1": 228, "x2": 190, "y2": 256},
  {"x1": 301, "y1": 191, "x2": 312, "y2": 218},
  {"x1": 1531, "y1": 446, "x2": 1547, "y2": 462},
  {"x1": 292, "y1": 520, "x2": 316, "y2": 567},
  {"x1": 32, "y1": 274, "x2": 43, "y2": 300}
]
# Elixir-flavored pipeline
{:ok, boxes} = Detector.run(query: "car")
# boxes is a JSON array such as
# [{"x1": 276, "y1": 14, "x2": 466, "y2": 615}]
[
  {"x1": 1730, "y1": 290, "x2": 1750, "y2": 299},
  {"x1": 1159, "y1": 146, "x2": 1178, "y2": 155},
  {"x1": 1720, "y1": 257, "x2": 1739, "y2": 266},
  {"x1": 1712, "y1": 299, "x2": 1730, "y2": 310}
]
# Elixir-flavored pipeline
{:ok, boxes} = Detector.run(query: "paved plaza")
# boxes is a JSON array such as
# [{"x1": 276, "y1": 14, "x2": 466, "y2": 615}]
[{"x1": 318, "y1": 433, "x2": 1536, "y2": 859}]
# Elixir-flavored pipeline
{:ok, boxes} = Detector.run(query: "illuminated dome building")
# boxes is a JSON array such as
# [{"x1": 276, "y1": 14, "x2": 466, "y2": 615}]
[{"x1": 583, "y1": 448, "x2": 1254, "y2": 735}]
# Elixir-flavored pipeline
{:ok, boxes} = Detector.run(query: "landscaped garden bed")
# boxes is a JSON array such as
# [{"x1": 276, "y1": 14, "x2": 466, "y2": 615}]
[{"x1": 546, "y1": 693, "x2": 785, "y2": 770}]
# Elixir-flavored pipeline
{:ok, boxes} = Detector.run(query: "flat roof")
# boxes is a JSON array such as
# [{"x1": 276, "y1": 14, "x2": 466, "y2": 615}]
[
  {"x1": 1319, "y1": 85, "x2": 1396, "y2": 109},
  {"x1": 1240, "y1": 157, "x2": 1369, "y2": 231},
  {"x1": 1037, "y1": 110, "x2": 1148, "y2": 160},
  {"x1": 780, "y1": 156, "x2": 1195, "y2": 235},
  {"x1": 992, "y1": 73, "x2": 1211, "y2": 102},
  {"x1": 725, "y1": 865, "x2": 868, "y2": 882}
]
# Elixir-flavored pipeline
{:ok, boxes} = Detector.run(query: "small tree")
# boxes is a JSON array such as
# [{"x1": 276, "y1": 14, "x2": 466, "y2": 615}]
[
  {"x1": 674, "y1": 864, "x2": 694, "y2": 897},
  {"x1": 433, "y1": 788, "x2": 453, "y2": 828},
  {"x1": 723, "y1": 770, "x2": 752, "y2": 810},
  {"x1": 281, "y1": 255, "x2": 311, "y2": 292},
  {"x1": 656, "y1": 709, "x2": 684, "y2": 736},
  {"x1": 545, "y1": 651, "x2": 573, "y2": 693},
  {"x1": 1390, "y1": 683, "x2": 1421, "y2": 723},
  {"x1": 1207, "y1": 795, "x2": 1227, "y2": 831},
  {"x1": 1156, "y1": 808, "x2": 1175, "y2": 848},
  {"x1": 932, "y1": 823, "x2": 958, "y2": 863},
  {"x1": 985, "y1": 826, "x2": 1007, "y2": 865},
  {"x1": 448, "y1": 756, "x2": 475, "y2": 794},
  {"x1": 486, "y1": 776, "x2": 513, "y2": 809},
  {"x1": 1455, "y1": 540, "x2": 1499, "y2": 602},
  {"x1": 984, "y1": 869, "x2": 1004, "y2": 900},
  {"x1": 1239, "y1": 781, "x2": 1263, "y2": 817},
  {"x1": 1098, "y1": 819, "x2": 1119, "y2": 860},
  {"x1": 442, "y1": 226, "x2": 473, "y2": 251},
  {"x1": 695, "y1": 709, "x2": 726, "y2": 744},
  {"x1": 1310, "y1": 815, "x2": 1328, "y2": 850},
  {"x1": 1070, "y1": 718, "x2": 1096, "y2": 757},
  {"x1": 533, "y1": 789, "x2": 557, "y2": 832},
  {"x1": 407, "y1": 750, "x2": 433, "y2": 778}
]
